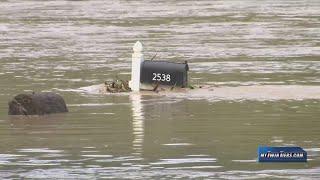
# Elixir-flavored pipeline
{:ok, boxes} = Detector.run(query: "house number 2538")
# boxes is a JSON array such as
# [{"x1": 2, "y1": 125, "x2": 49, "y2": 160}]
[{"x1": 152, "y1": 73, "x2": 171, "y2": 82}]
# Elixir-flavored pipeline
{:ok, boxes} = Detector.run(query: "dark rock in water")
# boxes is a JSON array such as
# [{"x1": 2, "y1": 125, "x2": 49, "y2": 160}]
[{"x1": 8, "y1": 92, "x2": 68, "y2": 115}]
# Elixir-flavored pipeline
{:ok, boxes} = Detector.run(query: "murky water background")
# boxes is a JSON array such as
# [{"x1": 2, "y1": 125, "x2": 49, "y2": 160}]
[{"x1": 0, "y1": 0, "x2": 320, "y2": 179}]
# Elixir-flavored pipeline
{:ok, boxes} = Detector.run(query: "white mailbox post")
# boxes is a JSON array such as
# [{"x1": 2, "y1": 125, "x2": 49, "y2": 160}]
[{"x1": 129, "y1": 41, "x2": 144, "y2": 91}]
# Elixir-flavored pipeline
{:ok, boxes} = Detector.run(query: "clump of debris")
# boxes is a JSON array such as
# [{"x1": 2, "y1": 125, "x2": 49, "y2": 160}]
[
  {"x1": 101, "y1": 78, "x2": 198, "y2": 93},
  {"x1": 104, "y1": 79, "x2": 131, "y2": 93}
]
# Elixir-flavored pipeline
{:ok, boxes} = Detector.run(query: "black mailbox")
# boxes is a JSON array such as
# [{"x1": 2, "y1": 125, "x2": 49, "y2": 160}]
[{"x1": 140, "y1": 60, "x2": 189, "y2": 87}]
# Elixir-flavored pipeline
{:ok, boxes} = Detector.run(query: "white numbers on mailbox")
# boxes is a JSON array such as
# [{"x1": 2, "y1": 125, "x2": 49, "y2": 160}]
[{"x1": 152, "y1": 73, "x2": 171, "y2": 82}]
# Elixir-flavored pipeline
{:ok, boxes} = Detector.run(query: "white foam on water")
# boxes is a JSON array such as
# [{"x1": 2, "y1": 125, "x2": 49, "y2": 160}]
[
  {"x1": 68, "y1": 103, "x2": 116, "y2": 107},
  {"x1": 81, "y1": 155, "x2": 113, "y2": 158},
  {"x1": 0, "y1": 154, "x2": 25, "y2": 158},
  {"x1": 150, "y1": 157, "x2": 217, "y2": 165},
  {"x1": 162, "y1": 143, "x2": 193, "y2": 146},
  {"x1": 82, "y1": 147, "x2": 96, "y2": 149},
  {"x1": 18, "y1": 148, "x2": 63, "y2": 153},
  {"x1": 187, "y1": 154, "x2": 210, "y2": 157},
  {"x1": 89, "y1": 113, "x2": 115, "y2": 115},
  {"x1": 232, "y1": 159, "x2": 257, "y2": 163},
  {"x1": 6, "y1": 163, "x2": 60, "y2": 166},
  {"x1": 305, "y1": 148, "x2": 320, "y2": 152},
  {"x1": 166, "y1": 166, "x2": 223, "y2": 169}
]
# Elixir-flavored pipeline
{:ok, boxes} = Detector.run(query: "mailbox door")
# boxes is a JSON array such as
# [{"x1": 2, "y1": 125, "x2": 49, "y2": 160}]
[
  {"x1": 183, "y1": 71, "x2": 188, "y2": 87},
  {"x1": 141, "y1": 68, "x2": 184, "y2": 86},
  {"x1": 140, "y1": 61, "x2": 188, "y2": 87}
]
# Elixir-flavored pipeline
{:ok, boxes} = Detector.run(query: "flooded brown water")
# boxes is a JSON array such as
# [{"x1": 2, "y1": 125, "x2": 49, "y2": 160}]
[{"x1": 0, "y1": 0, "x2": 320, "y2": 179}]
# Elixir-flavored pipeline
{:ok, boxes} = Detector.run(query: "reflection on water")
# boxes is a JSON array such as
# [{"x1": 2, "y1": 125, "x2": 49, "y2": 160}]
[
  {"x1": 130, "y1": 93, "x2": 144, "y2": 156},
  {"x1": 0, "y1": 0, "x2": 320, "y2": 179}
]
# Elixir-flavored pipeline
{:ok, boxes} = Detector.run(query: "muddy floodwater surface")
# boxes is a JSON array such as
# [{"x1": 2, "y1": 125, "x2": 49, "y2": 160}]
[{"x1": 0, "y1": 0, "x2": 320, "y2": 179}]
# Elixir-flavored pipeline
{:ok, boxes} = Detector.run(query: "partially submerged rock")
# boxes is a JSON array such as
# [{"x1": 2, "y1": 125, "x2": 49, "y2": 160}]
[{"x1": 8, "y1": 92, "x2": 68, "y2": 115}]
